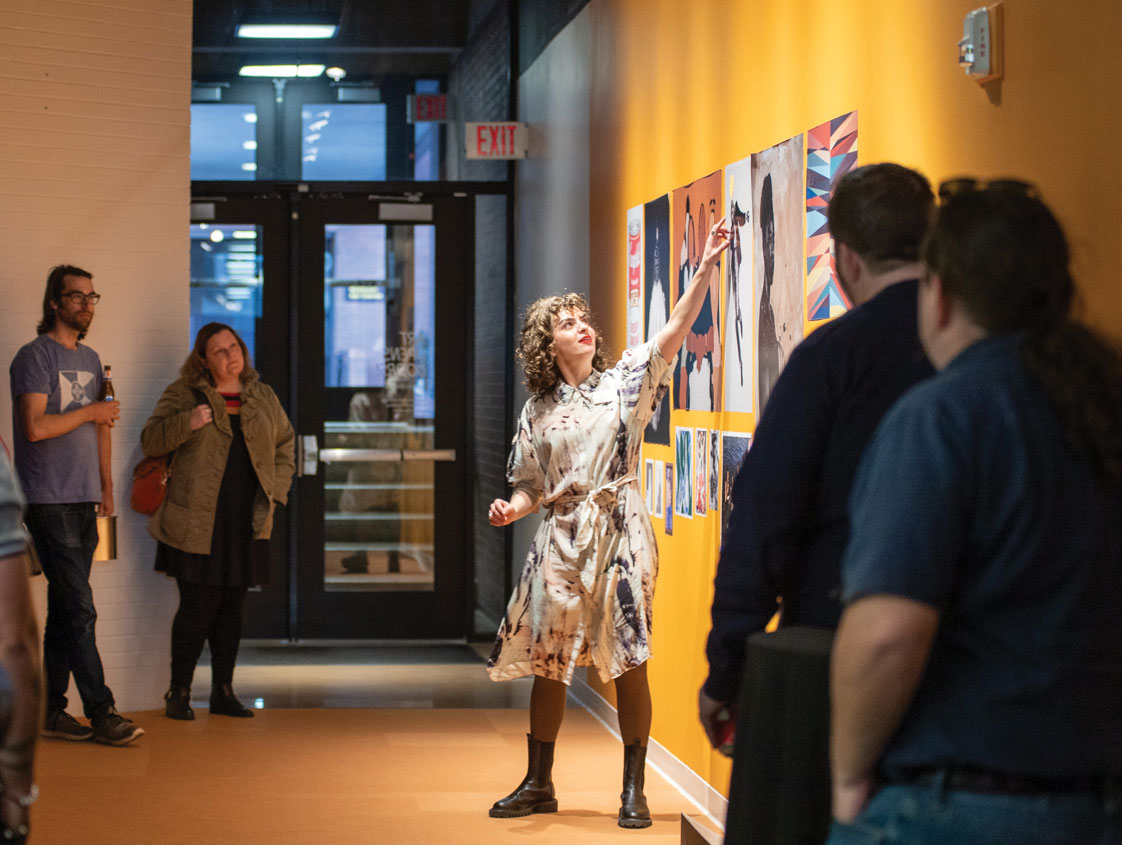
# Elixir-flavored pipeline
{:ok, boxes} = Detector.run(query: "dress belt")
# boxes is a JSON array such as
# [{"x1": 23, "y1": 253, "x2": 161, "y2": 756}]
[{"x1": 901, "y1": 765, "x2": 1118, "y2": 795}]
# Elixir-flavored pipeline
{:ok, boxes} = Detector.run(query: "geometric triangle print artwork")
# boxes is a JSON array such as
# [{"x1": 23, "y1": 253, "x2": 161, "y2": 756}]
[{"x1": 806, "y1": 110, "x2": 858, "y2": 321}]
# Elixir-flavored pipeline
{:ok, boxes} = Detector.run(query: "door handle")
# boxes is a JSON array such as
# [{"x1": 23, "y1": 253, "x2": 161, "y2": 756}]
[
  {"x1": 402, "y1": 449, "x2": 456, "y2": 462},
  {"x1": 317, "y1": 448, "x2": 457, "y2": 464},
  {"x1": 297, "y1": 434, "x2": 319, "y2": 477}
]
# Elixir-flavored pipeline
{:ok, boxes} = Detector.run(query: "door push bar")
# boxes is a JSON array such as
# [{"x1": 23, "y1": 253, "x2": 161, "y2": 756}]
[{"x1": 298, "y1": 435, "x2": 456, "y2": 476}]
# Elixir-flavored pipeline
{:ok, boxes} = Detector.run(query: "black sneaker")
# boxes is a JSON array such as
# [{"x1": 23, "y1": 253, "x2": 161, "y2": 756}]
[
  {"x1": 42, "y1": 709, "x2": 93, "y2": 741},
  {"x1": 90, "y1": 707, "x2": 144, "y2": 746}
]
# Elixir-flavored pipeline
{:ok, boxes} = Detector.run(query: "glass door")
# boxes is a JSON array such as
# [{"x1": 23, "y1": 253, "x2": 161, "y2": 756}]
[{"x1": 295, "y1": 192, "x2": 472, "y2": 638}]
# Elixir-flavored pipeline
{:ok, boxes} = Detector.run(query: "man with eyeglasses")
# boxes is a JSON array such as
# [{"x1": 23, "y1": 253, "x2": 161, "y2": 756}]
[{"x1": 8, "y1": 265, "x2": 143, "y2": 747}]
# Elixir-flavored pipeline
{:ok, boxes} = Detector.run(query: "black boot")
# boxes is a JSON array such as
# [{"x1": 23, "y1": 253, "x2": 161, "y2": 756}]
[
  {"x1": 209, "y1": 684, "x2": 254, "y2": 718},
  {"x1": 618, "y1": 740, "x2": 651, "y2": 828},
  {"x1": 164, "y1": 687, "x2": 194, "y2": 721},
  {"x1": 489, "y1": 734, "x2": 558, "y2": 818}
]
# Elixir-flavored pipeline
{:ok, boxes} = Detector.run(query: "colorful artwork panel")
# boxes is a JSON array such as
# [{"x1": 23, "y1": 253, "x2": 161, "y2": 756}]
[
  {"x1": 709, "y1": 428, "x2": 720, "y2": 512},
  {"x1": 627, "y1": 204, "x2": 644, "y2": 346},
  {"x1": 653, "y1": 459, "x2": 665, "y2": 518},
  {"x1": 645, "y1": 458, "x2": 655, "y2": 513},
  {"x1": 664, "y1": 462, "x2": 674, "y2": 535},
  {"x1": 807, "y1": 111, "x2": 858, "y2": 321},
  {"x1": 752, "y1": 134, "x2": 805, "y2": 416},
  {"x1": 723, "y1": 156, "x2": 755, "y2": 413},
  {"x1": 674, "y1": 427, "x2": 693, "y2": 518},
  {"x1": 643, "y1": 194, "x2": 672, "y2": 445},
  {"x1": 694, "y1": 428, "x2": 708, "y2": 516},
  {"x1": 720, "y1": 433, "x2": 753, "y2": 541},
  {"x1": 672, "y1": 171, "x2": 724, "y2": 412}
]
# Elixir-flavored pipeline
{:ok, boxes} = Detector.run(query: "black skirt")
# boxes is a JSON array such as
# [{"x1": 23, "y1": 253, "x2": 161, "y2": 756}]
[{"x1": 155, "y1": 415, "x2": 271, "y2": 587}]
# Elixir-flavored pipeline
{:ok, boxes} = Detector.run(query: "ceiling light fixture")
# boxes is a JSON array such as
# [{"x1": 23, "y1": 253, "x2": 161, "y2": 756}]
[
  {"x1": 237, "y1": 24, "x2": 338, "y2": 39},
  {"x1": 239, "y1": 64, "x2": 326, "y2": 78}
]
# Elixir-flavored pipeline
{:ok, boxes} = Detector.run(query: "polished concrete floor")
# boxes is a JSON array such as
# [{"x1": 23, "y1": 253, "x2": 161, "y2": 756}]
[{"x1": 190, "y1": 643, "x2": 533, "y2": 711}]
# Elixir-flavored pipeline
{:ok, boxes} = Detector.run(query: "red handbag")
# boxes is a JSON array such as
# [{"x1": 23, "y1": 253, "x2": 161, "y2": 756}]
[{"x1": 130, "y1": 454, "x2": 172, "y2": 515}]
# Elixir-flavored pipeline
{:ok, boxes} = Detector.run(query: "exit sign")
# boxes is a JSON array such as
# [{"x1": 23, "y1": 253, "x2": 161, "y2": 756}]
[
  {"x1": 409, "y1": 93, "x2": 447, "y2": 123},
  {"x1": 465, "y1": 122, "x2": 527, "y2": 160}
]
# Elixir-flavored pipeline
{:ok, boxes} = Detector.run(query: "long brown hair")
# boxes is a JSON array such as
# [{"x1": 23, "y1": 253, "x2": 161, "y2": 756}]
[
  {"x1": 517, "y1": 293, "x2": 608, "y2": 395},
  {"x1": 38, "y1": 264, "x2": 93, "y2": 340},
  {"x1": 180, "y1": 322, "x2": 258, "y2": 386}
]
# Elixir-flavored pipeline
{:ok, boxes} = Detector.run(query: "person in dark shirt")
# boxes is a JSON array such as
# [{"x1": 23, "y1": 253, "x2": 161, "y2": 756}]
[
  {"x1": 829, "y1": 180, "x2": 1122, "y2": 843},
  {"x1": 700, "y1": 163, "x2": 935, "y2": 739}
]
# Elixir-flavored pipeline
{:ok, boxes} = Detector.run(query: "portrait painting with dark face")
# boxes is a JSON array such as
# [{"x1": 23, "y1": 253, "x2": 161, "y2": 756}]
[
  {"x1": 723, "y1": 156, "x2": 754, "y2": 413},
  {"x1": 643, "y1": 194, "x2": 672, "y2": 445},
  {"x1": 720, "y1": 433, "x2": 752, "y2": 541},
  {"x1": 672, "y1": 170, "x2": 723, "y2": 412},
  {"x1": 752, "y1": 134, "x2": 805, "y2": 416}
]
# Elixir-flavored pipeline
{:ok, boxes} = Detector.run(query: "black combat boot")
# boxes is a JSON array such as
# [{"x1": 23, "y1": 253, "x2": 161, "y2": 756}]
[
  {"x1": 489, "y1": 734, "x2": 558, "y2": 817},
  {"x1": 209, "y1": 683, "x2": 254, "y2": 718},
  {"x1": 164, "y1": 687, "x2": 194, "y2": 721},
  {"x1": 618, "y1": 740, "x2": 652, "y2": 828}
]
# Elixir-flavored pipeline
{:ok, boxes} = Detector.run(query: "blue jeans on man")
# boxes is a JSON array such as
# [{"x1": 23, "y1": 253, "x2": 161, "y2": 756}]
[
  {"x1": 25, "y1": 502, "x2": 115, "y2": 718},
  {"x1": 827, "y1": 775, "x2": 1122, "y2": 845}
]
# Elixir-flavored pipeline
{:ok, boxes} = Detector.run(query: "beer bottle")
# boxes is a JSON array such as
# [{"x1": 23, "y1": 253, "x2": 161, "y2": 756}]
[{"x1": 99, "y1": 365, "x2": 115, "y2": 402}]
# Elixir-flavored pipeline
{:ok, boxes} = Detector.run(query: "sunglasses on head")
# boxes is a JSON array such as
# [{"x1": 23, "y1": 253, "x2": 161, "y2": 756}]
[{"x1": 937, "y1": 177, "x2": 1037, "y2": 202}]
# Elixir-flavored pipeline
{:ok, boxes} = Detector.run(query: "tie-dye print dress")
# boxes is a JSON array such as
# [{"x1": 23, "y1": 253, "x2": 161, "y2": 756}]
[{"x1": 488, "y1": 339, "x2": 673, "y2": 685}]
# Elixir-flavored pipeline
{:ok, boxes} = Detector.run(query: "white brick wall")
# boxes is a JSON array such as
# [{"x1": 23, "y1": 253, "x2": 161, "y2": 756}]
[{"x1": 0, "y1": 0, "x2": 192, "y2": 714}]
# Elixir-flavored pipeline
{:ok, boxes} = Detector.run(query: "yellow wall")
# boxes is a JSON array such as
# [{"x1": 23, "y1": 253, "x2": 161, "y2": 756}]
[{"x1": 581, "y1": 0, "x2": 1122, "y2": 794}]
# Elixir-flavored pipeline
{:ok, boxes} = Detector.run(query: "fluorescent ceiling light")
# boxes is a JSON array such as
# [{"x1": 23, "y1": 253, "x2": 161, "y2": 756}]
[
  {"x1": 237, "y1": 24, "x2": 337, "y2": 39},
  {"x1": 239, "y1": 64, "x2": 326, "y2": 78}
]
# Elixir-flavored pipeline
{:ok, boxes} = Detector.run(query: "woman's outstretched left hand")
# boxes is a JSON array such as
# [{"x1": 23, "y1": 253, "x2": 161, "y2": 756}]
[{"x1": 700, "y1": 216, "x2": 730, "y2": 269}]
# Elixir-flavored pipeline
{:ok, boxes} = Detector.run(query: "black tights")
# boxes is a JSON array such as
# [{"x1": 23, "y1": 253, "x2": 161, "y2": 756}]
[
  {"x1": 529, "y1": 662, "x2": 652, "y2": 746},
  {"x1": 170, "y1": 579, "x2": 248, "y2": 689}
]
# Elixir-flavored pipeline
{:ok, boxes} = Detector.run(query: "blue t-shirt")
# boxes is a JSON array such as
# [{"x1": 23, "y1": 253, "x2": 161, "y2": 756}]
[
  {"x1": 843, "y1": 334, "x2": 1122, "y2": 779},
  {"x1": 0, "y1": 453, "x2": 26, "y2": 559},
  {"x1": 9, "y1": 334, "x2": 104, "y2": 504}
]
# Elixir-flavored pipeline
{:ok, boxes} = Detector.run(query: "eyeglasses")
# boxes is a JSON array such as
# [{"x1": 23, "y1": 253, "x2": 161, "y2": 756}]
[
  {"x1": 59, "y1": 292, "x2": 101, "y2": 306},
  {"x1": 937, "y1": 177, "x2": 1037, "y2": 201}
]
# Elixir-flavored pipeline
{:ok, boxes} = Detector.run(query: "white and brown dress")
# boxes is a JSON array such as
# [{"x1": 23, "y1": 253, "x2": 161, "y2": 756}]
[{"x1": 488, "y1": 339, "x2": 673, "y2": 684}]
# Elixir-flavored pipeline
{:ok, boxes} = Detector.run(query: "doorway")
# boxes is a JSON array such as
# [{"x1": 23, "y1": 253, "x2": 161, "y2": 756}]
[{"x1": 190, "y1": 182, "x2": 492, "y2": 640}]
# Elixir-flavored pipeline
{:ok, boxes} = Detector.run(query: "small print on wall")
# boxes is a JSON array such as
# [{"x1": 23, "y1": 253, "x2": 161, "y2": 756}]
[
  {"x1": 709, "y1": 428, "x2": 720, "y2": 512},
  {"x1": 627, "y1": 204, "x2": 644, "y2": 347},
  {"x1": 664, "y1": 462, "x2": 674, "y2": 535},
  {"x1": 643, "y1": 194, "x2": 672, "y2": 445},
  {"x1": 720, "y1": 433, "x2": 753, "y2": 542},
  {"x1": 675, "y1": 427, "x2": 693, "y2": 518},
  {"x1": 672, "y1": 171, "x2": 724, "y2": 413},
  {"x1": 723, "y1": 156, "x2": 754, "y2": 414},
  {"x1": 694, "y1": 428, "x2": 708, "y2": 516},
  {"x1": 653, "y1": 459, "x2": 665, "y2": 519},
  {"x1": 807, "y1": 111, "x2": 858, "y2": 321},
  {"x1": 645, "y1": 458, "x2": 655, "y2": 513},
  {"x1": 753, "y1": 133, "x2": 805, "y2": 416}
]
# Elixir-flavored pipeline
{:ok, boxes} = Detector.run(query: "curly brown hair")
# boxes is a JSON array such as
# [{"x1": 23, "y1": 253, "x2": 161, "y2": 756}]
[{"x1": 517, "y1": 293, "x2": 608, "y2": 394}]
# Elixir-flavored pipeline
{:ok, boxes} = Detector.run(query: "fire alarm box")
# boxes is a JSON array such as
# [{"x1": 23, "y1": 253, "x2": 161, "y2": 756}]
[{"x1": 958, "y1": 3, "x2": 1003, "y2": 84}]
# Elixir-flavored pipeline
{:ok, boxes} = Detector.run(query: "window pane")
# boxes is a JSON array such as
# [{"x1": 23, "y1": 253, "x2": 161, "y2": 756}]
[
  {"x1": 191, "y1": 104, "x2": 258, "y2": 180},
  {"x1": 414, "y1": 79, "x2": 441, "y2": 181},
  {"x1": 302, "y1": 104, "x2": 387, "y2": 180},
  {"x1": 190, "y1": 224, "x2": 263, "y2": 360}
]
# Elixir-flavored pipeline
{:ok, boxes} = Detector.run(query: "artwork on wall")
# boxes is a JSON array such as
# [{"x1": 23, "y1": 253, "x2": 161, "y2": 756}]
[
  {"x1": 709, "y1": 428, "x2": 720, "y2": 512},
  {"x1": 806, "y1": 111, "x2": 858, "y2": 321},
  {"x1": 723, "y1": 156, "x2": 754, "y2": 413},
  {"x1": 645, "y1": 457, "x2": 655, "y2": 513},
  {"x1": 664, "y1": 462, "x2": 674, "y2": 535},
  {"x1": 694, "y1": 427, "x2": 708, "y2": 516},
  {"x1": 627, "y1": 204, "x2": 644, "y2": 346},
  {"x1": 653, "y1": 459, "x2": 665, "y2": 519},
  {"x1": 674, "y1": 427, "x2": 693, "y2": 518},
  {"x1": 752, "y1": 134, "x2": 805, "y2": 416},
  {"x1": 720, "y1": 433, "x2": 753, "y2": 541},
  {"x1": 672, "y1": 170, "x2": 724, "y2": 412},
  {"x1": 643, "y1": 194, "x2": 672, "y2": 445}
]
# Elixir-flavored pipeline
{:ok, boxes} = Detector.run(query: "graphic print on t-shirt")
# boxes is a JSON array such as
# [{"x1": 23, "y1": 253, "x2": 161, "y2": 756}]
[{"x1": 58, "y1": 370, "x2": 96, "y2": 411}]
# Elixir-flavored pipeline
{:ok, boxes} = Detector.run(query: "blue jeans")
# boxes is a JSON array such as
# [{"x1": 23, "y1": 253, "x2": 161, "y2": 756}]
[
  {"x1": 25, "y1": 503, "x2": 115, "y2": 719},
  {"x1": 827, "y1": 778, "x2": 1122, "y2": 845}
]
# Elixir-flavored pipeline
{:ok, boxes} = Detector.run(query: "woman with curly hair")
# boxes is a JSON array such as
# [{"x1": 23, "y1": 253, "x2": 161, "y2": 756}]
[{"x1": 486, "y1": 218, "x2": 729, "y2": 829}]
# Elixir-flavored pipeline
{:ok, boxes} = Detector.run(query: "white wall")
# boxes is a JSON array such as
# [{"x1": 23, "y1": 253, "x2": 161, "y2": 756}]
[
  {"x1": 0, "y1": 0, "x2": 192, "y2": 713},
  {"x1": 511, "y1": 8, "x2": 592, "y2": 566}
]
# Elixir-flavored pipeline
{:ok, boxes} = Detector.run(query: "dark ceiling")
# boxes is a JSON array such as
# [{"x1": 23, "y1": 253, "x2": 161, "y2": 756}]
[{"x1": 192, "y1": 0, "x2": 473, "y2": 82}]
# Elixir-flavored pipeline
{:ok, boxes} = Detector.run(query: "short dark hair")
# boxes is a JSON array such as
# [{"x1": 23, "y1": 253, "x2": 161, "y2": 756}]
[
  {"x1": 181, "y1": 322, "x2": 257, "y2": 386},
  {"x1": 828, "y1": 164, "x2": 934, "y2": 272},
  {"x1": 38, "y1": 264, "x2": 93, "y2": 340}
]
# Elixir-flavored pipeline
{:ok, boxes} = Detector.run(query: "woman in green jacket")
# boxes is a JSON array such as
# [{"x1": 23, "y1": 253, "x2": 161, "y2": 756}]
[{"x1": 141, "y1": 323, "x2": 295, "y2": 720}]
